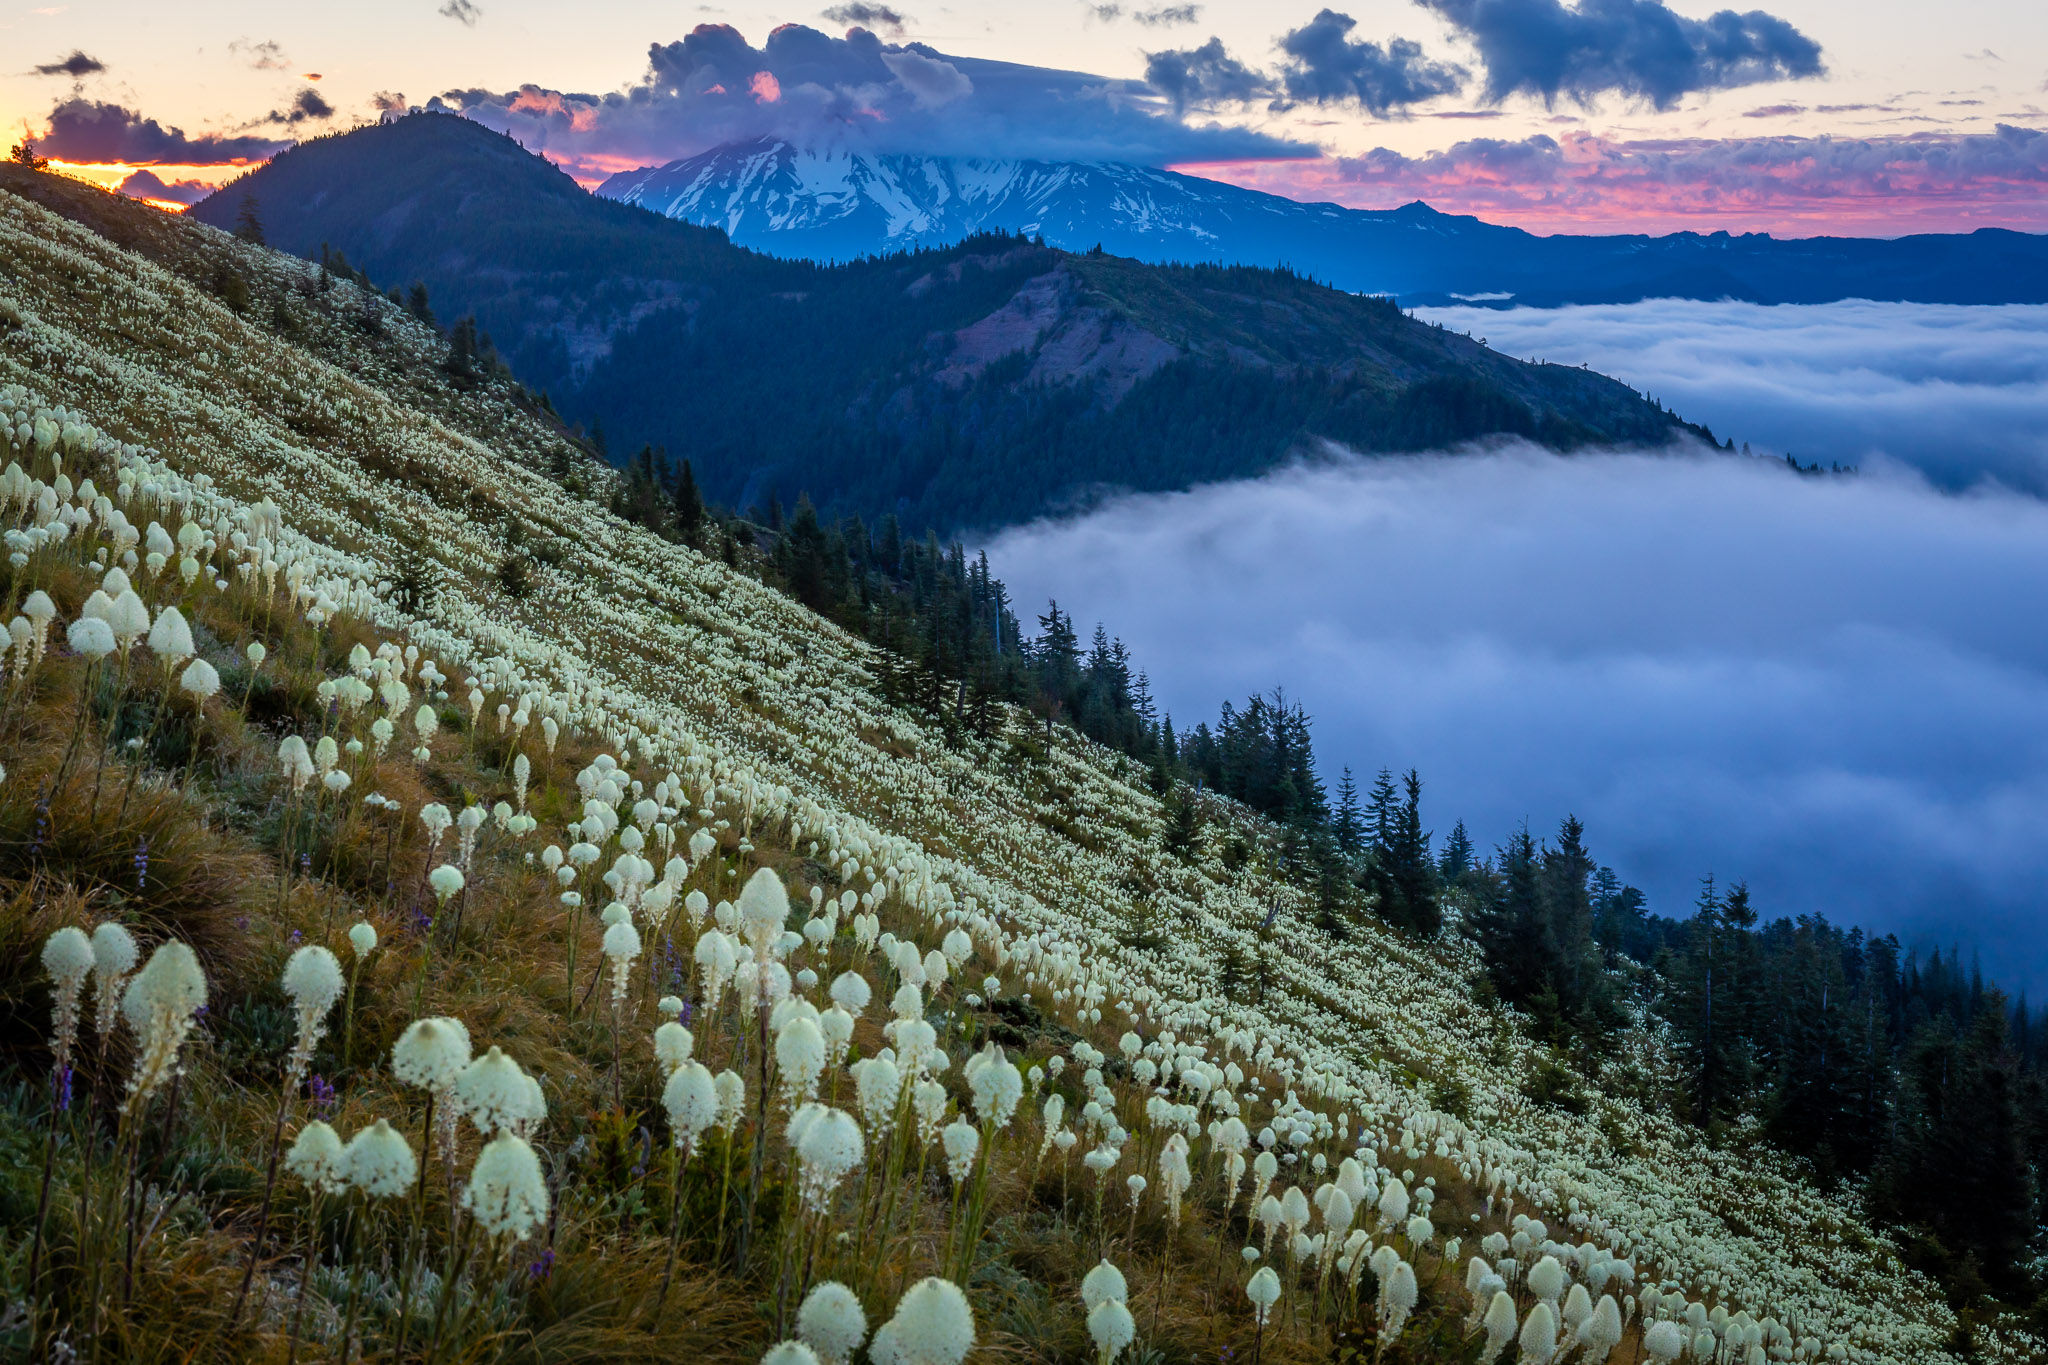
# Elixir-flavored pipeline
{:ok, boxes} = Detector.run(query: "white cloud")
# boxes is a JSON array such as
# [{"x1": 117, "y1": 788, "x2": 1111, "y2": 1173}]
[
  {"x1": 1420, "y1": 298, "x2": 2048, "y2": 492},
  {"x1": 987, "y1": 435, "x2": 2048, "y2": 990}
]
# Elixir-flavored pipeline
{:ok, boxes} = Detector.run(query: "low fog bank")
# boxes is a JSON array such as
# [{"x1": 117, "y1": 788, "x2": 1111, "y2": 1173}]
[
  {"x1": 987, "y1": 445, "x2": 2048, "y2": 990},
  {"x1": 1420, "y1": 299, "x2": 2048, "y2": 493}
]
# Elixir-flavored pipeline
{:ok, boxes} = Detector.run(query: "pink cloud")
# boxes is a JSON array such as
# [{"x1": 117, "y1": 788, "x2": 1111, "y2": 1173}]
[
  {"x1": 1177, "y1": 125, "x2": 2048, "y2": 236},
  {"x1": 749, "y1": 70, "x2": 782, "y2": 104}
]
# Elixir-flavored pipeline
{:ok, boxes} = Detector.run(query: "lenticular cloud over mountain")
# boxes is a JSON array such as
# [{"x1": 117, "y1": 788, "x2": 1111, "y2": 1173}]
[{"x1": 988, "y1": 444, "x2": 2048, "y2": 989}]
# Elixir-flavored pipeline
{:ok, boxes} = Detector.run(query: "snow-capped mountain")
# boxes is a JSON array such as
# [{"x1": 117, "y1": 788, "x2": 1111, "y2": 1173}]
[
  {"x1": 597, "y1": 139, "x2": 2048, "y2": 307},
  {"x1": 596, "y1": 139, "x2": 1453, "y2": 290}
]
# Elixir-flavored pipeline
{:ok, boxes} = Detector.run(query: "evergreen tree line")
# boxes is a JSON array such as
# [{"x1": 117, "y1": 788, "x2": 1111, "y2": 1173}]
[{"x1": 1453, "y1": 821, "x2": 2048, "y2": 1320}]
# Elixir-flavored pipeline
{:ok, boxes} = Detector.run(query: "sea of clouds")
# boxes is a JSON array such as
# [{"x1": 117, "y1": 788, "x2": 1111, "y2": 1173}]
[
  {"x1": 1421, "y1": 298, "x2": 2048, "y2": 491},
  {"x1": 986, "y1": 301, "x2": 2048, "y2": 989}
]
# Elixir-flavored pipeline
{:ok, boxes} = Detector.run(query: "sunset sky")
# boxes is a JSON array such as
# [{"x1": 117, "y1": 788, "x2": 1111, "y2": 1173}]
[{"x1": 5, "y1": 0, "x2": 2045, "y2": 233}]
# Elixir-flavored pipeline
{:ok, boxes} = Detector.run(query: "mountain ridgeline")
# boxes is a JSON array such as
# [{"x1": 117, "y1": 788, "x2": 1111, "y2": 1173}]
[
  {"x1": 602, "y1": 137, "x2": 2048, "y2": 309},
  {"x1": 192, "y1": 112, "x2": 1712, "y2": 532}
]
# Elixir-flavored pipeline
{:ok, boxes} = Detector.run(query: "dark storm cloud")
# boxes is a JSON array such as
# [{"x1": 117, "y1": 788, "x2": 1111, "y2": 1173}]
[
  {"x1": 115, "y1": 168, "x2": 212, "y2": 204},
  {"x1": 1276, "y1": 9, "x2": 1468, "y2": 114},
  {"x1": 446, "y1": 22, "x2": 1315, "y2": 172},
  {"x1": 987, "y1": 421, "x2": 2048, "y2": 993},
  {"x1": 33, "y1": 50, "x2": 104, "y2": 79},
  {"x1": 1144, "y1": 37, "x2": 1277, "y2": 111},
  {"x1": 258, "y1": 88, "x2": 334, "y2": 126},
  {"x1": 1416, "y1": 0, "x2": 1823, "y2": 109},
  {"x1": 821, "y1": 3, "x2": 908, "y2": 34},
  {"x1": 36, "y1": 98, "x2": 287, "y2": 165}
]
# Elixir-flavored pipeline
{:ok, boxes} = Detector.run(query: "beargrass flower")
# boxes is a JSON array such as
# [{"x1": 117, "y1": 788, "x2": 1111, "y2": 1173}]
[
  {"x1": 869, "y1": 1277, "x2": 974, "y2": 1365},
  {"x1": 345, "y1": 1119, "x2": 418, "y2": 1198},
  {"x1": 463, "y1": 1133, "x2": 548, "y2": 1240},
  {"x1": 797, "y1": 1281, "x2": 867, "y2": 1365}
]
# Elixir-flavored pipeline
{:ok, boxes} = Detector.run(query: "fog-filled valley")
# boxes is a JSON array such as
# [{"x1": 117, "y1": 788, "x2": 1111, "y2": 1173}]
[{"x1": 991, "y1": 300, "x2": 2048, "y2": 988}]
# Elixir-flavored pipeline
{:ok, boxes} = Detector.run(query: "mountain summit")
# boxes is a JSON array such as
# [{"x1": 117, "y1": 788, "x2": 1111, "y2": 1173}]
[
  {"x1": 598, "y1": 138, "x2": 1367, "y2": 266},
  {"x1": 601, "y1": 137, "x2": 2048, "y2": 307}
]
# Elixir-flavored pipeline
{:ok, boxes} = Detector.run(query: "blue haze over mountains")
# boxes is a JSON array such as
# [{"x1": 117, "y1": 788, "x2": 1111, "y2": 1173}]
[{"x1": 600, "y1": 138, "x2": 2048, "y2": 308}]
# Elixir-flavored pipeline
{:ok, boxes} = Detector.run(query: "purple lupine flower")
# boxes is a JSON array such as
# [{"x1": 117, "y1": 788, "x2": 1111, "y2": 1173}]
[
  {"x1": 55, "y1": 1065, "x2": 73, "y2": 1114},
  {"x1": 306, "y1": 1073, "x2": 337, "y2": 1115},
  {"x1": 528, "y1": 1248, "x2": 555, "y2": 1281},
  {"x1": 134, "y1": 836, "x2": 149, "y2": 890}
]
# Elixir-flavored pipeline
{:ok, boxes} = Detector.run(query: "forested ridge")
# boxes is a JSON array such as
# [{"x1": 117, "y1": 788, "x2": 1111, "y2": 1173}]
[{"x1": 190, "y1": 112, "x2": 1716, "y2": 534}]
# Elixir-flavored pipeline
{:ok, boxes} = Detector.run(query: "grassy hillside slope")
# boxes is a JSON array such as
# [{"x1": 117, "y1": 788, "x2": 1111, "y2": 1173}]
[
  {"x1": 188, "y1": 113, "x2": 1712, "y2": 532},
  {"x1": 0, "y1": 169, "x2": 1993, "y2": 1363}
]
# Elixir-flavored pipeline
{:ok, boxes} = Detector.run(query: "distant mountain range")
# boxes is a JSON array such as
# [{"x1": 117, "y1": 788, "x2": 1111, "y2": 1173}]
[
  {"x1": 600, "y1": 139, "x2": 2048, "y2": 308},
  {"x1": 188, "y1": 113, "x2": 1711, "y2": 532}
]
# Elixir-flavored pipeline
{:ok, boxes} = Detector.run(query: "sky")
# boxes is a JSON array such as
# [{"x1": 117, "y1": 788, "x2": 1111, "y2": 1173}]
[
  {"x1": 982, "y1": 315, "x2": 2048, "y2": 986},
  {"x1": 4, "y1": 0, "x2": 2045, "y2": 233}
]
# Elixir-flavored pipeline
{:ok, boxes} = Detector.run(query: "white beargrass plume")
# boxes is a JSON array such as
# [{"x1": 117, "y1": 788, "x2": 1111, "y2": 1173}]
[
  {"x1": 392, "y1": 1015, "x2": 473, "y2": 1171},
  {"x1": 777, "y1": 1014, "x2": 827, "y2": 1109},
  {"x1": 797, "y1": 1281, "x2": 867, "y2": 1365},
  {"x1": 1037, "y1": 1093, "x2": 1066, "y2": 1166},
  {"x1": 664, "y1": 1062, "x2": 718, "y2": 1153},
  {"x1": 1379, "y1": 1257, "x2": 1418, "y2": 1341},
  {"x1": 1081, "y1": 1259, "x2": 1128, "y2": 1311},
  {"x1": 178, "y1": 655, "x2": 220, "y2": 706},
  {"x1": 40, "y1": 927, "x2": 92, "y2": 1076},
  {"x1": 281, "y1": 1110, "x2": 357, "y2": 1354},
  {"x1": 278, "y1": 734, "x2": 314, "y2": 793},
  {"x1": 941, "y1": 1120, "x2": 979, "y2": 1183},
  {"x1": 1577, "y1": 1294, "x2": 1624, "y2": 1360},
  {"x1": 1526, "y1": 1253, "x2": 1566, "y2": 1309},
  {"x1": 453, "y1": 1046, "x2": 544, "y2": 1137},
  {"x1": 281, "y1": 945, "x2": 344, "y2": 1091},
  {"x1": 869, "y1": 1277, "x2": 974, "y2": 1365},
  {"x1": 1641, "y1": 1320, "x2": 1685, "y2": 1362},
  {"x1": 1158, "y1": 1133, "x2": 1193, "y2": 1224},
  {"x1": 762, "y1": 1344, "x2": 819, "y2": 1365},
  {"x1": 286, "y1": 1121, "x2": 348, "y2": 1193},
  {"x1": 345, "y1": 1119, "x2": 418, "y2": 1198},
  {"x1": 88, "y1": 921, "x2": 137, "y2": 1042},
  {"x1": 119, "y1": 941, "x2": 207, "y2": 1113},
  {"x1": 428, "y1": 863, "x2": 464, "y2": 905},
  {"x1": 966, "y1": 1045, "x2": 1023, "y2": 1128},
  {"x1": 1250, "y1": 1149, "x2": 1279, "y2": 1217},
  {"x1": 654, "y1": 1058, "x2": 720, "y2": 1315},
  {"x1": 829, "y1": 971, "x2": 871, "y2": 1015},
  {"x1": 654, "y1": 1022, "x2": 695, "y2": 1073},
  {"x1": 793, "y1": 1104, "x2": 864, "y2": 1212},
  {"x1": 1480, "y1": 1290, "x2": 1519, "y2": 1364},
  {"x1": 603, "y1": 918, "x2": 642, "y2": 1004},
  {"x1": 737, "y1": 865, "x2": 792, "y2": 959},
  {"x1": 820, "y1": 1007, "x2": 855, "y2": 1069},
  {"x1": 1376, "y1": 1179, "x2": 1409, "y2": 1230},
  {"x1": 854, "y1": 1056, "x2": 901, "y2": 1140},
  {"x1": 1087, "y1": 1299, "x2": 1136, "y2": 1365},
  {"x1": 1517, "y1": 1300, "x2": 1558, "y2": 1365},
  {"x1": 1246, "y1": 1265, "x2": 1282, "y2": 1326},
  {"x1": 463, "y1": 1132, "x2": 549, "y2": 1239},
  {"x1": 1560, "y1": 1282, "x2": 1592, "y2": 1336}
]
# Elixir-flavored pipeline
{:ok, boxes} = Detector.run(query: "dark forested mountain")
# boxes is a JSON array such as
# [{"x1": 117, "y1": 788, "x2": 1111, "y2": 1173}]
[
  {"x1": 600, "y1": 137, "x2": 2048, "y2": 309},
  {"x1": 192, "y1": 112, "x2": 1711, "y2": 532}
]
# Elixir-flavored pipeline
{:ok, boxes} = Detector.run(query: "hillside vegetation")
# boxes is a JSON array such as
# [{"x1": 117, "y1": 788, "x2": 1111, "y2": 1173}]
[
  {"x1": 0, "y1": 169, "x2": 1999, "y2": 1363},
  {"x1": 187, "y1": 112, "x2": 1712, "y2": 533}
]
